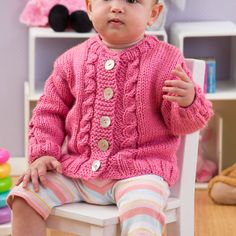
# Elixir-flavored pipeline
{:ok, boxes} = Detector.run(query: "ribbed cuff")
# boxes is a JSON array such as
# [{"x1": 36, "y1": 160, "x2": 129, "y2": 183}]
[{"x1": 28, "y1": 140, "x2": 61, "y2": 163}]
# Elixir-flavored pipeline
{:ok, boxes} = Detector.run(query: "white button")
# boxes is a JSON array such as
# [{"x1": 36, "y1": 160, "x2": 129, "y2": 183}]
[
  {"x1": 92, "y1": 160, "x2": 101, "y2": 172},
  {"x1": 98, "y1": 139, "x2": 109, "y2": 152},
  {"x1": 105, "y1": 59, "x2": 115, "y2": 70},
  {"x1": 104, "y1": 88, "x2": 114, "y2": 100},
  {"x1": 100, "y1": 116, "x2": 111, "y2": 128}
]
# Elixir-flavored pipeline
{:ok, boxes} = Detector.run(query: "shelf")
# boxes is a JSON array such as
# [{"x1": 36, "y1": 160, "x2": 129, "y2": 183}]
[
  {"x1": 29, "y1": 27, "x2": 167, "y2": 40},
  {"x1": 173, "y1": 21, "x2": 236, "y2": 36},
  {"x1": 29, "y1": 91, "x2": 41, "y2": 101},
  {"x1": 30, "y1": 27, "x2": 96, "y2": 39},
  {"x1": 206, "y1": 81, "x2": 236, "y2": 100},
  {"x1": 170, "y1": 21, "x2": 236, "y2": 101},
  {"x1": 195, "y1": 182, "x2": 208, "y2": 189},
  {"x1": 170, "y1": 21, "x2": 236, "y2": 51}
]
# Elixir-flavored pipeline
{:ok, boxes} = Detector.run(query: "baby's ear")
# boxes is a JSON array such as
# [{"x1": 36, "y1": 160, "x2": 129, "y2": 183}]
[
  {"x1": 86, "y1": 0, "x2": 93, "y2": 21},
  {"x1": 147, "y1": 3, "x2": 164, "y2": 26}
]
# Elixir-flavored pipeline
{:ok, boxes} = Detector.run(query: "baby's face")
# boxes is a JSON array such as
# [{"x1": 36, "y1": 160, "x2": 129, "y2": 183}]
[{"x1": 87, "y1": 0, "x2": 163, "y2": 46}]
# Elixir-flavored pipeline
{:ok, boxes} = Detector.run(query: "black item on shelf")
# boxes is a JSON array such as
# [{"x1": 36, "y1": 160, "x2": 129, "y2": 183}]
[
  {"x1": 48, "y1": 4, "x2": 69, "y2": 32},
  {"x1": 70, "y1": 10, "x2": 93, "y2": 33},
  {"x1": 48, "y1": 5, "x2": 93, "y2": 33}
]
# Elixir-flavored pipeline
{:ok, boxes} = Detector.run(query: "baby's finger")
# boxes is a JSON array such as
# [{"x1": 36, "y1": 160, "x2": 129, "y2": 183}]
[
  {"x1": 50, "y1": 159, "x2": 62, "y2": 173},
  {"x1": 31, "y1": 168, "x2": 40, "y2": 192},
  {"x1": 22, "y1": 170, "x2": 31, "y2": 188},
  {"x1": 37, "y1": 165, "x2": 47, "y2": 186},
  {"x1": 164, "y1": 79, "x2": 188, "y2": 90},
  {"x1": 163, "y1": 95, "x2": 184, "y2": 106},
  {"x1": 163, "y1": 94, "x2": 181, "y2": 103},
  {"x1": 163, "y1": 86, "x2": 186, "y2": 97},
  {"x1": 172, "y1": 65, "x2": 190, "y2": 82},
  {"x1": 15, "y1": 175, "x2": 24, "y2": 186}
]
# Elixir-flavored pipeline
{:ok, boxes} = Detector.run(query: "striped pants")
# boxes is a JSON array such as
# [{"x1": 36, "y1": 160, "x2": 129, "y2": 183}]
[{"x1": 7, "y1": 173, "x2": 170, "y2": 236}]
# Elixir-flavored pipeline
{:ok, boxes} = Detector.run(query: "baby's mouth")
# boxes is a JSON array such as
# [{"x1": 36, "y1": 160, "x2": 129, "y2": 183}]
[{"x1": 108, "y1": 18, "x2": 124, "y2": 24}]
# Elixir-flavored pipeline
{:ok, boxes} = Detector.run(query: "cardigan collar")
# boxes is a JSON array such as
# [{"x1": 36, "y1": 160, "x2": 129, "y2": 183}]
[{"x1": 87, "y1": 34, "x2": 159, "y2": 61}]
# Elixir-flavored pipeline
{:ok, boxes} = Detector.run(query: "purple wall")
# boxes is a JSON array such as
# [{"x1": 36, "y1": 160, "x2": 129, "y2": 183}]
[
  {"x1": 166, "y1": 0, "x2": 236, "y2": 28},
  {"x1": 0, "y1": 1, "x2": 28, "y2": 156},
  {"x1": 0, "y1": 0, "x2": 235, "y2": 157}
]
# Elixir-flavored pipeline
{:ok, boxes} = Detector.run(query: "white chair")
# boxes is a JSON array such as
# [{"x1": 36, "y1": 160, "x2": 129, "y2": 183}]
[{"x1": 44, "y1": 58, "x2": 206, "y2": 236}]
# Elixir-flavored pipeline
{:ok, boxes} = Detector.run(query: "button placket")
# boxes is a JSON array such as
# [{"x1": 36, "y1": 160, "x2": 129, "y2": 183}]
[{"x1": 93, "y1": 58, "x2": 116, "y2": 156}]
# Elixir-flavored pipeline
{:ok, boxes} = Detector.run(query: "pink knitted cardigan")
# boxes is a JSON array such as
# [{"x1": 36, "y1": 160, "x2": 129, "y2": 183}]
[{"x1": 28, "y1": 35, "x2": 213, "y2": 186}]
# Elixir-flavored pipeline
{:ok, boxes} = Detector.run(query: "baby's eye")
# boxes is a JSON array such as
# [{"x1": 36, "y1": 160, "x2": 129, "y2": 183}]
[{"x1": 126, "y1": 0, "x2": 138, "y2": 3}]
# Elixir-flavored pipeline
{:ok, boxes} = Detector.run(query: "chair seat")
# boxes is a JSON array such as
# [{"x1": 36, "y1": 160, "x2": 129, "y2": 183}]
[
  {"x1": 49, "y1": 202, "x2": 119, "y2": 227},
  {"x1": 47, "y1": 197, "x2": 180, "y2": 227},
  {"x1": 165, "y1": 197, "x2": 181, "y2": 224}
]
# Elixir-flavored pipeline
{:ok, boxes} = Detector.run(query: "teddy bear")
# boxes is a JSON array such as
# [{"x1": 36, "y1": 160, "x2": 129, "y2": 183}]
[
  {"x1": 20, "y1": 0, "x2": 93, "y2": 32},
  {"x1": 208, "y1": 163, "x2": 236, "y2": 205}
]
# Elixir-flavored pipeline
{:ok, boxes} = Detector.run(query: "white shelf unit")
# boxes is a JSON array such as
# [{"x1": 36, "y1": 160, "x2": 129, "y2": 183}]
[
  {"x1": 28, "y1": 27, "x2": 167, "y2": 98},
  {"x1": 170, "y1": 21, "x2": 236, "y2": 101},
  {"x1": 29, "y1": 27, "x2": 95, "y2": 97}
]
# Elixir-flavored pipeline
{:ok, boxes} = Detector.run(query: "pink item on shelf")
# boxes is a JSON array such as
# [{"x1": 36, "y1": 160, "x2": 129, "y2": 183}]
[
  {"x1": 196, "y1": 156, "x2": 218, "y2": 182},
  {"x1": 0, "y1": 148, "x2": 9, "y2": 164},
  {"x1": 196, "y1": 129, "x2": 218, "y2": 182},
  {"x1": 203, "y1": 60, "x2": 208, "y2": 93},
  {"x1": 20, "y1": 0, "x2": 86, "y2": 27}
]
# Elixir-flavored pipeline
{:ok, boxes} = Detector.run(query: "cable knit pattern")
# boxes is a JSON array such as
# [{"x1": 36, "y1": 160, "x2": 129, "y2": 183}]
[
  {"x1": 76, "y1": 42, "x2": 98, "y2": 157},
  {"x1": 28, "y1": 35, "x2": 213, "y2": 186},
  {"x1": 121, "y1": 56, "x2": 139, "y2": 149}
]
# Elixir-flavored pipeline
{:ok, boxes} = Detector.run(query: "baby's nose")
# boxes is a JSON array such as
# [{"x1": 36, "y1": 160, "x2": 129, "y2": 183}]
[{"x1": 111, "y1": 0, "x2": 125, "y2": 13}]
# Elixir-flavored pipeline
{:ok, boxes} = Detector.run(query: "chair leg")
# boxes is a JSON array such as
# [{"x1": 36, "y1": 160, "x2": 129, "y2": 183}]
[{"x1": 179, "y1": 202, "x2": 194, "y2": 236}]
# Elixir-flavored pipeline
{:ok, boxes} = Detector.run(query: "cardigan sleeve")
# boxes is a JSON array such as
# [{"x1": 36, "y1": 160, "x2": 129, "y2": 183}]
[
  {"x1": 28, "y1": 58, "x2": 74, "y2": 164},
  {"x1": 161, "y1": 57, "x2": 214, "y2": 135}
]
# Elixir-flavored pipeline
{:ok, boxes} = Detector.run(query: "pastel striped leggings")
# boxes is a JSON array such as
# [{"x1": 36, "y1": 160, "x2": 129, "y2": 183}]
[{"x1": 7, "y1": 173, "x2": 170, "y2": 236}]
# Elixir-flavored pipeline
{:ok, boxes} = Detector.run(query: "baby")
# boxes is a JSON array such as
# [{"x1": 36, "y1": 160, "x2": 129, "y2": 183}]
[{"x1": 8, "y1": 0, "x2": 213, "y2": 235}]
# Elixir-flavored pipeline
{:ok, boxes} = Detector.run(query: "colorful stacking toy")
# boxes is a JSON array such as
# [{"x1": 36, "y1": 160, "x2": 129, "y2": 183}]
[{"x1": 0, "y1": 148, "x2": 12, "y2": 224}]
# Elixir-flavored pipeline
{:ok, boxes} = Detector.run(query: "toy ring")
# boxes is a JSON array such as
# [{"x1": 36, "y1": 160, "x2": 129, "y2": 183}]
[
  {"x1": 0, "y1": 190, "x2": 10, "y2": 208},
  {"x1": 0, "y1": 163, "x2": 11, "y2": 178},
  {"x1": 0, "y1": 148, "x2": 10, "y2": 164},
  {"x1": 0, "y1": 177, "x2": 12, "y2": 193},
  {"x1": 0, "y1": 206, "x2": 11, "y2": 224}
]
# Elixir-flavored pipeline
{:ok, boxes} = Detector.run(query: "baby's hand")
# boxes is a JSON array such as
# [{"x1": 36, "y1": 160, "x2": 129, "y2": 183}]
[
  {"x1": 162, "y1": 64, "x2": 195, "y2": 107},
  {"x1": 16, "y1": 156, "x2": 62, "y2": 192}
]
